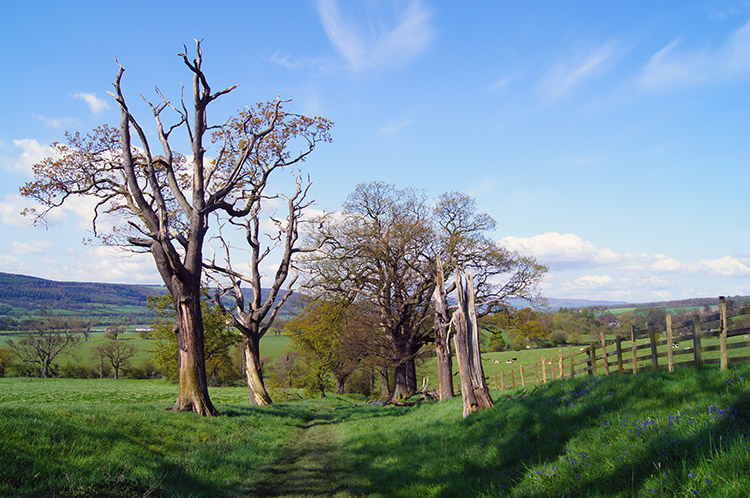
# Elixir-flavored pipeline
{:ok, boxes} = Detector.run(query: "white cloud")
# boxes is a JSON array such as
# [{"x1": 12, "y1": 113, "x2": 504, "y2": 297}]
[
  {"x1": 697, "y1": 255, "x2": 750, "y2": 276},
  {"x1": 317, "y1": 0, "x2": 433, "y2": 73},
  {"x1": 11, "y1": 240, "x2": 52, "y2": 254},
  {"x1": 10, "y1": 138, "x2": 54, "y2": 175},
  {"x1": 0, "y1": 254, "x2": 24, "y2": 273},
  {"x1": 536, "y1": 41, "x2": 619, "y2": 100},
  {"x1": 573, "y1": 274, "x2": 613, "y2": 288},
  {"x1": 500, "y1": 232, "x2": 608, "y2": 267},
  {"x1": 72, "y1": 92, "x2": 110, "y2": 114},
  {"x1": 639, "y1": 18, "x2": 750, "y2": 91},
  {"x1": 500, "y1": 231, "x2": 750, "y2": 277},
  {"x1": 43, "y1": 246, "x2": 160, "y2": 284},
  {"x1": 0, "y1": 193, "x2": 68, "y2": 227},
  {"x1": 502, "y1": 231, "x2": 750, "y2": 302}
]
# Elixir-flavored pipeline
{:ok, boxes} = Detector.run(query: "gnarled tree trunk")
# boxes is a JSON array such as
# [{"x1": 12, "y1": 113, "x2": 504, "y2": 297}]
[
  {"x1": 433, "y1": 255, "x2": 454, "y2": 400},
  {"x1": 243, "y1": 336, "x2": 272, "y2": 406},
  {"x1": 173, "y1": 292, "x2": 218, "y2": 416},
  {"x1": 453, "y1": 271, "x2": 494, "y2": 418},
  {"x1": 391, "y1": 343, "x2": 418, "y2": 399}
]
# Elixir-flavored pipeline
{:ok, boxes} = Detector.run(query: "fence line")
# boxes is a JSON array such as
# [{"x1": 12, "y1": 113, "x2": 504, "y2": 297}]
[{"x1": 488, "y1": 296, "x2": 750, "y2": 391}]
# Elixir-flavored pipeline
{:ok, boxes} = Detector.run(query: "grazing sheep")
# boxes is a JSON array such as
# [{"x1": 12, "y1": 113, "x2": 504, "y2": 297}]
[
  {"x1": 493, "y1": 359, "x2": 500, "y2": 364},
  {"x1": 673, "y1": 342, "x2": 680, "y2": 349},
  {"x1": 506, "y1": 359, "x2": 513, "y2": 364}
]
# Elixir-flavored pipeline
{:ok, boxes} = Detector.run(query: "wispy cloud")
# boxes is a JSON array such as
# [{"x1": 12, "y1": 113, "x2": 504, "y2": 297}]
[
  {"x1": 489, "y1": 74, "x2": 516, "y2": 93},
  {"x1": 316, "y1": 0, "x2": 433, "y2": 74},
  {"x1": 639, "y1": 18, "x2": 750, "y2": 91},
  {"x1": 12, "y1": 240, "x2": 52, "y2": 254},
  {"x1": 376, "y1": 119, "x2": 413, "y2": 136},
  {"x1": 35, "y1": 114, "x2": 79, "y2": 129},
  {"x1": 536, "y1": 41, "x2": 620, "y2": 101},
  {"x1": 72, "y1": 92, "x2": 110, "y2": 114},
  {"x1": 265, "y1": 50, "x2": 337, "y2": 73}
]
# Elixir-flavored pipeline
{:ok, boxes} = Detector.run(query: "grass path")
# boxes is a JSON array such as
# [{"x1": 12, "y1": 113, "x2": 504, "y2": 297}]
[{"x1": 247, "y1": 407, "x2": 364, "y2": 498}]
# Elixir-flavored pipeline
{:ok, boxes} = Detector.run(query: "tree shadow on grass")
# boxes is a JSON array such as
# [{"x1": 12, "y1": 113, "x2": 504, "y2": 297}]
[
  {"x1": 0, "y1": 407, "x2": 210, "y2": 497},
  {"x1": 336, "y1": 367, "x2": 750, "y2": 497}
]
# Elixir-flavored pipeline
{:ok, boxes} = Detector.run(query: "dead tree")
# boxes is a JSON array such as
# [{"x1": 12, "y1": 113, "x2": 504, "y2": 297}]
[
  {"x1": 207, "y1": 175, "x2": 320, "y2": 405},
  {"x1": 432, "y1": 255, "x2": 454, "y2": 400},
  {"x1": 452, "y1": 271, "x2": 494, "y2": 417}
]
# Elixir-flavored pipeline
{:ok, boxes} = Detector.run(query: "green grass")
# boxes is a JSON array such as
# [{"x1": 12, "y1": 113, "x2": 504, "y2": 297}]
[
  {"x1": 0, "y1": 378, "x2": 318, "y2": 497},
  {"x1": 336, "y1": 365, "x2": 750, "y2": 497},
  {"x1": 2, "y1": 365, "x2": 749, "y2": 497},
  {"x1": 1, "y1": 330, "x2": 292, "y2": 376}
]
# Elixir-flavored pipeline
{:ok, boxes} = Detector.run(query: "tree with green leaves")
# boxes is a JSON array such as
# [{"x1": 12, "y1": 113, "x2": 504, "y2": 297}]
[
  {"x1": 7, "y1": 314, "x2": 79, "y2": 378},
  {"x1": 286, "y1": 299, "x2": 375, "y2": 395},
  {"x1": 0, "y1": 347, "x2": 13, "y2": 377},
  {"x1": 303, "y1": 183, "x2": 546, "y2": 399},
  {"x1": 93, "y1": 341, "x2": 136, "y2": 379}
]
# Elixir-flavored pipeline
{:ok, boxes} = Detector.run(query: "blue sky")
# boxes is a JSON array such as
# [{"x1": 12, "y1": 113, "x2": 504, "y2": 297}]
[{"x1": 1, "y1": 0, "x2": 750, "y2": 303}]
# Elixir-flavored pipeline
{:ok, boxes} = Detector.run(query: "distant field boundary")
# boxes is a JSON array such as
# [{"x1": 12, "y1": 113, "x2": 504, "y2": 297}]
[{"x1": 488, "y1": 296, "x2": 750, "y2": 390}]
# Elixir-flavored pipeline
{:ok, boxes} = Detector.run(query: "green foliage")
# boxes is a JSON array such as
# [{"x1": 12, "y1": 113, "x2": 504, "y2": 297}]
[
  {"x1": 148, "y1": 294, "x2": 240, "y2": 384},
  {"x1": 7, "y1": 313, "x2": 80, "y2": 378},
  {"x1": 92, "y1": 340, "x2": 136, "y2": 379},
  {"x1": 0, "y1": 347, "x2": 14, "y2": 377},
  {"x1": 287, "y1": 300, "x2": 346, "y2": 396}
]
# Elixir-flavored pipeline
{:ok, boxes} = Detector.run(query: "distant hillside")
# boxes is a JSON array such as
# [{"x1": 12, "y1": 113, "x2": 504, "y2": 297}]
[
  {"x1": 605, "y1": 295, "x2": 750, "y2": 311},
  {"x1": 0, "y1": 272, "x2": 304, "y2": 326},
  {"x1": 0, "y1": 272, "x2": 165, "y2": 311},
  {"x1": 507, "y1": 297, "x2": 629, "y2": 311}
]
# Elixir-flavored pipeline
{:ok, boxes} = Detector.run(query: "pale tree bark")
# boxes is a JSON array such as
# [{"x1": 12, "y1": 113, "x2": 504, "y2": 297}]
[
  {"x1": 452, "y1": 271, "x2": 494, "y2": 418},
  {"x1": 433, "y1": 255, "x2": 454, "y2": 400}
]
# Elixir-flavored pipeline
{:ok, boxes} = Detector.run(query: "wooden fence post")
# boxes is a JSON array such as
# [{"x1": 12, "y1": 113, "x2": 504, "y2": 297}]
[
  {"x1": 500, "y1": 370, "x2": 505, "y2": 390},
  {"x1": 511, "y1": 368, "x2": 516, "y2": 389},
  {"x1": 692, "y1": 315, "x2": 703, "y2": 368},
  {"x1": 569, "y1": 351, "x2": 575, "y2": 378},
  {"x1": 600, "y1": 330, "x2": 610, "y2": 375},
  {"x1": 720, "y1": 296, "x2": 728, "y2": 371},
  {"x1": 648, "y1": 326, "x2": 659, "y2": 370},
  {"x1": 666, "y1": 314, "x2": 674, "y2": 373},
  {"x1": 534, "y1": 362, "x2": 540, "y2": 385},
  {"x1": 631, "y1": 325, "x2": 639, "y2": 374},
  {"x1": 520, "y1": 365, "x2": 526, "y2": 387},
  {"x1": 615, "y1": 335, "x2": 624, "y2": 374},
  {"x1": 558, "y1": 349, "x2": 564, "y2": 378},
  {"x1": 542, "y1": 357, "x2": 547, "y2": 383},
  {"x1": 590, "y1": 343, "x2": 598, "y2": 375}
]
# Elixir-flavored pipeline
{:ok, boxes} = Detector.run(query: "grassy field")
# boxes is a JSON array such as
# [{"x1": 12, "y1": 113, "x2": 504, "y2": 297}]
[
  {"x1": 1, "y1": 330, "x2": 293, "y2": 375},
  {"x1": 2, "y1": 364, "x2": 749, "y2": 497}
]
